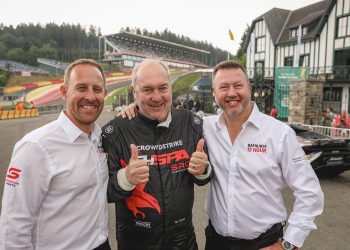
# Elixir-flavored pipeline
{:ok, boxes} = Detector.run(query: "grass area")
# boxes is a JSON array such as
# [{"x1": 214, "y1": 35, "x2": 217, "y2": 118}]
[
  {"x1": 104, "y1": 86, "x2": 131, "y2": 106},
  {"x1": 172, "y1": 72, "x2": 201, "y2": 94},
  {"x1": 6, "y1": 75, "x2": 63, "y2": 87}
]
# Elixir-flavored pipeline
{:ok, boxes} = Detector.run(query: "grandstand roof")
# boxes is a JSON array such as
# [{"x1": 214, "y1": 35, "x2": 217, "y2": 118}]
[{"x1": 103, "y1": 32, "x2": 210, "y2": 54}]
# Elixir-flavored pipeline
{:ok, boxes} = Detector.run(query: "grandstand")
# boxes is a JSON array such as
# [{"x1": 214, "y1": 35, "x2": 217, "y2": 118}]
[
  {"x1": 0, "y1": 60, "x2": 49, "y2": 76},
  {"x1": 37, "y1": 58, "x2": 69, "y2": 75},
  {"x1": 100, "y1": 32, "x2": 210, "y2": 69}
]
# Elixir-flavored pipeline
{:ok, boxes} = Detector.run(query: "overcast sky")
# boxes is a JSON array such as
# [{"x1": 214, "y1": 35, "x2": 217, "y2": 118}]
[{"x1": 2, "y1": 0, "x2": 321, "y2": 54}]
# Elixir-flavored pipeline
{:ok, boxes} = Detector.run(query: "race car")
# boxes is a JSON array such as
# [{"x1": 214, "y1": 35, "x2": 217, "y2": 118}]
[{"x1": 291, "y1": 124, "x2": 350, "y2": 178}]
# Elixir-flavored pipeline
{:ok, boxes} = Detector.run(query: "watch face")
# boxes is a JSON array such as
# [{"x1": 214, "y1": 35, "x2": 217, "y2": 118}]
[
  {"x1": 283, "y1": 241, "x2": 291, "y2": 249},
  {"x1": 282, "y1": 240, "x2": 295, "y2": 250}
]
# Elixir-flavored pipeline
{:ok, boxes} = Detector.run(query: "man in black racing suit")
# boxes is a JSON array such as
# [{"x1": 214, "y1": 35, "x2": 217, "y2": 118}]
[{"x1": 102, "y1": 59, "x2": 212, "y2": 250}]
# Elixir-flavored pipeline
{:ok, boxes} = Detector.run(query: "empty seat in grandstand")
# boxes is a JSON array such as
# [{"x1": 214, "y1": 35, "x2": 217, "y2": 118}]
[
  {"x1": 0, "y1": 110, "x2": 9, "y2": 120},
  {"x1": 8, "y1": 110, "x2": 15, "y2": 119}
]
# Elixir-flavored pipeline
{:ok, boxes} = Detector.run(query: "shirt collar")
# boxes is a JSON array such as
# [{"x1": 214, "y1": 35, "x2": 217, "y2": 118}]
[
  {"x1": 58, "y1": 111, "x2": 101, "y2": 143},
  {"x1": 245, "y1": 102, "x2": 261, "y2": 130},
  {"x1": 158, "y1": 110, "x2": 172, "y2": 128},
  {"x1": 215, "y1": 101, "x2": 261, "y2": 131}
]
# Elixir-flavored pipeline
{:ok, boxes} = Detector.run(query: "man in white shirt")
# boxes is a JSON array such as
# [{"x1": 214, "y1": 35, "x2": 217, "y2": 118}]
[
  {"x1": 204, "y1": 60, "x2": 324, "y2": 250},
  {"x1": 0, "y1": 59, "x2": 110, "y2": 250}
]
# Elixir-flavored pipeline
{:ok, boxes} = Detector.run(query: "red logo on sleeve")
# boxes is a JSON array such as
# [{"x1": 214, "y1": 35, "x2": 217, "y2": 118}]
[
  {"x1": 7, "y1": 168, "x2": 22, "y2": 179},
  {"x1": 5, "y1": 167, "x2": 22, "y2": 187}
]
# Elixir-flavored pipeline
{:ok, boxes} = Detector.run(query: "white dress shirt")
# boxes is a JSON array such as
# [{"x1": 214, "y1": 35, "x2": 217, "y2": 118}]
[
  {"x1": 204, "y1": 103, "x2": 324, "y2": 247},
  {"x1": 0, "y1": 112, "x2": 109, "y2": 250}
]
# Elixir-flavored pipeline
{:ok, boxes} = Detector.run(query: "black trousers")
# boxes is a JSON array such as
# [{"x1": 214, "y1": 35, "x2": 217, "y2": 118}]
[
  {"x1": 93, "y1": 239, "x2": 111, "y2": 250},
  {"x1": 205, "y1": 221, "x2": 283, "y2": 250}
]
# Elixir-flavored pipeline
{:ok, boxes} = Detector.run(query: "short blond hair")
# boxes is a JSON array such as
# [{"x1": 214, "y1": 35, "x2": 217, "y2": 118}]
[{"x1": 64, "y1": 59, "x2": 106, "y2": 88}]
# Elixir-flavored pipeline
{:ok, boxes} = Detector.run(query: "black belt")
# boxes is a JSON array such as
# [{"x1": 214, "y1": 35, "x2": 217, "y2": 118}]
[
  {"x1": 92, "y1": 239, "x2": 111, "y2": 250},
  {"x1": 207, "y1": 220, "x2": 283, "y2": 248}
]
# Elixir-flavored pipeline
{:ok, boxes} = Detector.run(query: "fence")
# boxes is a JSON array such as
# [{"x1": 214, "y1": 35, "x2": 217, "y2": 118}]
[{"x1": 291, "y1": 123, "x2": 350, "y2": 139}]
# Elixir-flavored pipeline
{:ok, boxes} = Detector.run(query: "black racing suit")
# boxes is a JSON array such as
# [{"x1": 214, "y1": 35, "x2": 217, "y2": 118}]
[{"x1": 102, "y1": 108, "x2": 212, "y2": 250}]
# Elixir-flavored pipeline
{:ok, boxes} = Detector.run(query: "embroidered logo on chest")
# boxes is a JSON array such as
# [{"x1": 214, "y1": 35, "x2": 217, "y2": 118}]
[{"x1": 247, "y1": 144, "x2": 268, "y2": 153}]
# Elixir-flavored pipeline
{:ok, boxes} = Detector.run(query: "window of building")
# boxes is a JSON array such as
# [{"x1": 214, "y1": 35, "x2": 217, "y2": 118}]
[
  {"x1": 337, "y1": 16, "x2": 350, "y2": 37},
  {"x1": 299, "y1": 54, "x2": 309, "y2": 67},
  {"x1": 255, "y1": 37, "x2": 265, "y2": 52},
  {"x1": 323, "y1": 87, "x2": 342, "y2": 113},
  {"x1": 335, "y1": 49, "x2": 350, "y2": 65},
  {"x1": 302, "y1": 26, "x2": 308, "y2": 35},
  {"x1": 284, "y1": 57, "x2": 293, "y2": 66},
  {"x1": 254, "y1": 61, "x2": 264, "y2": 78},
  {"x1": 290, "y1": 29, "x2": 297, "y2": 38}
]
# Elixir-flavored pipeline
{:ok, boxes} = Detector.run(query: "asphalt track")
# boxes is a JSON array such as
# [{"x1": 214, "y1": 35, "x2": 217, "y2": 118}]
[{"x1": 1, "y1": 111, "x2": 350, "y2": 249}]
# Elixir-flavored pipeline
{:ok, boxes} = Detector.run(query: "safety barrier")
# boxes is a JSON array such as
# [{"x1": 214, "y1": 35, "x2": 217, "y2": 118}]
[
  {"x1": 0, "y1": 108, "x2": 39, "y2": 120},
  {"x1": 290, "y1": 123, "x2": 350, "y2": 139}
]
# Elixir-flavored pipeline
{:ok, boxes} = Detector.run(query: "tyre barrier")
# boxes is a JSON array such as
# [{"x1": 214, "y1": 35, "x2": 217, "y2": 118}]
[{"x1": 0, "y1": 109, "x2": 39, "y2": 120}]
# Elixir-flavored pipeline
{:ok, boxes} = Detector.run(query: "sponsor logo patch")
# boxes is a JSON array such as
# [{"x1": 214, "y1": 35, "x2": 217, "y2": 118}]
[
  {"x1": 5, "y1": 167, "x2": 22, "y2": 187},
  {"x1": 193, "y1": 116, "x2": 201, "y2": 125},
  {"x1": 247, "y1": 144, "x2": 268, "y2": 154},
  {"x1": 293, "y1": 155, "x2": 306, "y2": 163},
  {"x1": 104, "y1": 125, "x2": 113, "y2": 134},
  {"x1": 135, "y1": 220, "x2": 151, "y2": 228}
]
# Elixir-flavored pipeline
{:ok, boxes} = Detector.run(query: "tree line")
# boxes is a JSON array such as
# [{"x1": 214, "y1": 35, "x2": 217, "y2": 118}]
[
  {"x1": 0, "y1": 23, "x2": 101, "y2": 66},
  {"x1": 0, "y1": 23, "x2": 247, "y2": 68}
]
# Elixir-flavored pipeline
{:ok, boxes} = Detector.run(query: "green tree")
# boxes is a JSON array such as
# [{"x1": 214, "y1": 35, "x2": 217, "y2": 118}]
[
  {"x1": 0, "y1": 32, "x2": 16, "y2": 48},
  {"x1": 7, "y1": 48, "x2": 25, "y2": 62},
  {"x1": 236, "y1": 24, "x2": 249, "y2": 59},
  {"x1": 0, "y1": 42, "x2": 6, "y2": 59},
  {"x1": 40, "y1": 43, "x2": 57, "y2": 59},
  {"x1": 0, "y1": 73, "x2": 7, "y2": 87},
  {"x1": 27, "y1": 45, "x2": 41, "y2": 65}
]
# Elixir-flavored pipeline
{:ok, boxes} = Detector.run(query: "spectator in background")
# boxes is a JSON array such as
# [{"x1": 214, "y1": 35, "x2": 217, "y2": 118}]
[
  {"x1": 30, "y1": 101, "x2": 35, "y2": 109},
  {"x1": 323, "y1": 107, "x2": 335, "y2": 126},
  {"x1": 269, "y1": 105, "x2": 277, "y2": 118},
  {"x1": 188, "y1": 97, "x2": 194, "y2": 111},
  {"x1": 18, "y1": 101, "x2": 25, "y2": 110},
  {"x1": 199, "y1": 99, "x2": 205, "y2": 112},
  {"x1": 175, "y1": 100, "x2": 183, "y2": 109},
  {"x1": 333, "y1": 110, "x2": 350, "y2": 129}
]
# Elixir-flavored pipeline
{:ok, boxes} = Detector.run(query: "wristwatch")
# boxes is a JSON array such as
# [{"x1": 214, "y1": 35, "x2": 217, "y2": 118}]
[{"x1": 281, "y1": 239, "x2": 297, "y2": 250}]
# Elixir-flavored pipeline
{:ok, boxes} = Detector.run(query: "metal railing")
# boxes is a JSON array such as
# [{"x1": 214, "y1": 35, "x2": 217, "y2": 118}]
[
  {"x1": 291, "y1": 123, "x2": 350, "y2": 139},
  {"x1": 246, "y1": 65, "x2": 350, "y2": 80}
]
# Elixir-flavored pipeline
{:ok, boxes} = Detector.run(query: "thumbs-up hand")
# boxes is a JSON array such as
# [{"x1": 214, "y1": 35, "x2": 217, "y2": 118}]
[
  {"x1": 125, "y1": 144, "x2": 149, "y2": 185},
  {"x1": 188, "y1": 139, "x2": 208, "y2": 176}
]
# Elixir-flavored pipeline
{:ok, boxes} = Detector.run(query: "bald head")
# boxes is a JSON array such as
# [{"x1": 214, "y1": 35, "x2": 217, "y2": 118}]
[
  {"x1": 131, "y1": 59, "x2": 172, "y2": 122},
  {"x1": 132, "y1": 59, "x2": 171, "y2": 87}
]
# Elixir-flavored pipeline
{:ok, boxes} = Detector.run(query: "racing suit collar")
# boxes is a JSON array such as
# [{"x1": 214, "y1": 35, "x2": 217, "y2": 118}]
[{"x1": 135, "y1": 105, "x2": 172, "y2": 128}]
